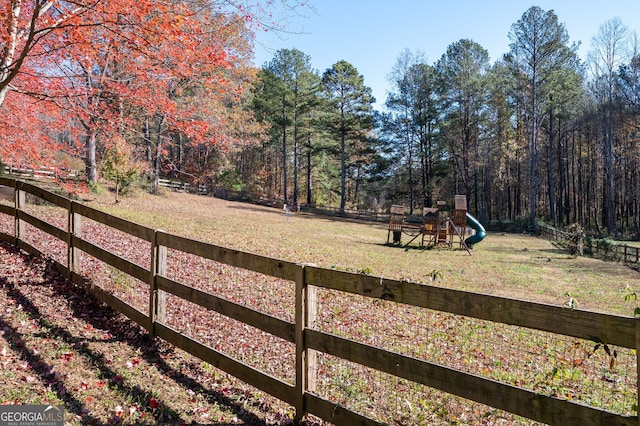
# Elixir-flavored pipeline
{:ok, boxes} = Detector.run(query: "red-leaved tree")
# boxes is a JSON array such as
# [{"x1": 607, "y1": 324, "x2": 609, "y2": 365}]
[{"x1": 0, "y1": 0, "x2": 304, "y2": 185}]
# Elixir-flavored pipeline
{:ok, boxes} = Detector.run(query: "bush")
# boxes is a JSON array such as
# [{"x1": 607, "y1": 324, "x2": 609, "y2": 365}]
[
  {"x1": 217, "y1": 169, "x2": 244, "y2": 192},
  {"x1": 597, "y1": 237, "x2": 619, "y2": 261},
  {"x1": 100, "y1": 136, "x2": 141, "y2": 202}
]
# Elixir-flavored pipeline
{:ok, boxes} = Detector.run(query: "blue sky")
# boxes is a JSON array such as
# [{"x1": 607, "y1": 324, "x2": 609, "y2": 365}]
[{"x1": 253, "y1": 1, "x2": 640, "y2": 109}]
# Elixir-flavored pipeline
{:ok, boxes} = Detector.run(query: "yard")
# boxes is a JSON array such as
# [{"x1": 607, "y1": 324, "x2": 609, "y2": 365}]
[
  {"x1": 90, "y1": 189, "x2": 639, "y2": 316},
  {"x1": 1, "y1": 186, "x2": 639, "y2": 424}
]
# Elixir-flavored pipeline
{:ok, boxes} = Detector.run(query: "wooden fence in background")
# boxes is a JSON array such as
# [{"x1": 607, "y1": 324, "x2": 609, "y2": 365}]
[
  {"x1": 0, "y1": 177, "x2": 638, "y2": 425},
  {"x1": 1, "y1": 165, "x2": 81, "y2": 181},
  {"x1": 540, "y1": 224, "x2": 640, "y2": 264},
  {"x1": 157, "y1": 178, "x2": 208, "y2": 194}
]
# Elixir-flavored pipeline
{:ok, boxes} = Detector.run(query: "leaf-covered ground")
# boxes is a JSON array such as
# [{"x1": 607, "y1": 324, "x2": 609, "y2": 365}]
[{"x1": 0, "y1": 240, "x2": 313, "y2": 425}]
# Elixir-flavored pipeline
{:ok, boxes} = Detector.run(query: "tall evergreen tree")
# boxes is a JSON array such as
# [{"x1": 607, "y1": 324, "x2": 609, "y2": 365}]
[
  {"x1": 386, "y1": 50, "x2": 443, "y2": 212},
  {"x1": 322, "y1": 60, "x2": 375, "y2": 213},
  {"x1": 506, "y1": 6, "x2": 579, "y2": 231},
  {"x1": 253, "y1": 67, "x2": 291, "y2": 199},
  {"x1": 253, "y1": 49, "x2": 320, "y2": 204},
  {"x1": 485, "y1": 60, "x2": 521, "y2": 221},
  {"x1": 541, "y1": 63, "x2": 584, "y2": 227},
  {"x1": 436, "y1": 39, "x2": 490, "y2": 214}
]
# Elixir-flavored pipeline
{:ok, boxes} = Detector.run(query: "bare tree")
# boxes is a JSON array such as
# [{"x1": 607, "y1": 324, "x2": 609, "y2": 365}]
[{"x1": 588, "y1": 17, "x2": 630, "y2": 235}]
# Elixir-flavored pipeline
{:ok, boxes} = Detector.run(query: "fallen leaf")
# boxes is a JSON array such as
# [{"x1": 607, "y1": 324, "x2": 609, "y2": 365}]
[{"x1": 149, "y1": 397, "x2": 159, "y2": 409}]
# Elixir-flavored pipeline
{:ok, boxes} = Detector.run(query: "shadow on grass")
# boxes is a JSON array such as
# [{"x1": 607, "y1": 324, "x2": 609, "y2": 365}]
[
  {"x1": 538, "y1": 248, "x2": 573, "y2": 256},
  {"x1": 226, "y1": 203, "x2": 390, "y2": 227},
  {"x1": 479, "y1": 245, "x2": 568, "y2": 256},
  {"x1": 380, "y1": 242, "x2": 474, "y2": 254},
  {"x1": 0, "y1": 243, "x2": 284, "y2": 425},
  {"x1": 0, "y1": 280, "x2": 102, "y2": 424},
  {"x1": 225, "y1": 204, "x2": 287, "y2": 217},
  {"x1": 381, "y1": 242, "x2": 432, "y2": 252}
]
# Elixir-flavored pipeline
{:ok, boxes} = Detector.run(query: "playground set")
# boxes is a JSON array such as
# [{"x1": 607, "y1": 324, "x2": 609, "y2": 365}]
[{"x1": 387, "y1": 195, "x2": 486, "y2": 254}]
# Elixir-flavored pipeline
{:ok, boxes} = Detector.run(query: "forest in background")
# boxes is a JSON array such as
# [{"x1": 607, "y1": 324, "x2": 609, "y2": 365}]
[{"x1": 0, "y1": 2, "x2": 639, "y2": 237}]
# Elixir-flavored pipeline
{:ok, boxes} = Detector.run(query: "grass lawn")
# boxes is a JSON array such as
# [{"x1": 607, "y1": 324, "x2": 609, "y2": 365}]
[{"x1": 88, "y1": 188, "x2": 639, "y2": 317}]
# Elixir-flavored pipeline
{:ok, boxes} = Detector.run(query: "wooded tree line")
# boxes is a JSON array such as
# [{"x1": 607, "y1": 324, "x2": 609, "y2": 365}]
[
  {"x1": 0, "y1": 0, "x2": 300, "y2": 191},
  {"x1": 245, "y1": 7, "x2": 640, "y2": 237},
  {"x1": 0, "y1": 4, "x2": 638, "y2": 237}
]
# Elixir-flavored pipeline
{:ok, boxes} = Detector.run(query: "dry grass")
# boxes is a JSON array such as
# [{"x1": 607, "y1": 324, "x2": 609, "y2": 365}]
[{"x1": 88, "y1": 189, "x2": 639, "y2": 316}]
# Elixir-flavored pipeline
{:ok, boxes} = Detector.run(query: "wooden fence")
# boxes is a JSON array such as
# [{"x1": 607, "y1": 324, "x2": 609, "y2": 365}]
[
  {"x1": 1, "y1": 165, "x2": 81, "y2": 181},
  {"x1": 157, "y1": 178, "x2": 208, "y2": 194},
  {"x1": 0, "y1": 177, "x2": 638, "y2": 425},
  {"x1": 540, "y1": 224, "x2": 640, "y2": 264}
]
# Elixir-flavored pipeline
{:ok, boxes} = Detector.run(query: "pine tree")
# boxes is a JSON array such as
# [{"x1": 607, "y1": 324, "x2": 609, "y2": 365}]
[{"x1": 322, "y1": 60, "x2": 375, "y2": 213}]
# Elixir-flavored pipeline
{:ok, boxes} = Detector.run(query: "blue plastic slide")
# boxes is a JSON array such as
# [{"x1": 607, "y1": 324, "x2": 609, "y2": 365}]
[{"x1": 464, "y1": 213, "x2": 486, "y2": 247}]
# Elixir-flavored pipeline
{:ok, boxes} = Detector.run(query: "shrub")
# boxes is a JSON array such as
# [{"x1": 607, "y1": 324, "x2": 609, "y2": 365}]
[
  {"x1": 100, "y1": 136, "x2": 141, "y2": 202},
  {"x1": 597, "y1": 237, "x2": 619, "y2": 261}
]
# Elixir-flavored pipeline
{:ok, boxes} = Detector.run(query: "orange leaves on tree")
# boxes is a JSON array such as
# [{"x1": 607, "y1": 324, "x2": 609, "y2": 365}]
[{"x1": 0, "y1": 0, "x2": 278, "y2": 184}]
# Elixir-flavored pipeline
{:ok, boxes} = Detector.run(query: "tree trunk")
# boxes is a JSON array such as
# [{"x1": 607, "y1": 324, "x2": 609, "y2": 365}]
[
  {"x1": 306, "y1": 132, "x2": 313, "y2": 205},
  {"x1": 293, "y1": 113, "x2": 299, "y2": 206},
  {"x1": 604, "y1": 99, "x2": 616, "y2": 235},
  {"x1": 529, "y1": 90, "x2": 540, "y2": 232},
  {"x1": 547, "y1": 112, "x2": 557, "y2": 227},
  {"x1": 281, "y1": 95, "x2": 288, "y2": 205},
  {"x1": 150, "y1": 115, "x2": 165, "y2": 194},
  {"x1": 340, "y1": 110, "x2": 346, "y2": 214},
  {"x1": 86, "y1": 128, "x2": 97, "y2": 184}
]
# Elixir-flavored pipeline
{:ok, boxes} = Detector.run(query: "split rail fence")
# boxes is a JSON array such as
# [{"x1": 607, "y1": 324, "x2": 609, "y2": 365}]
[
  {"x1": 1, "y1": 165, "x2": 81, "y2": 181},
  {"x1": 0, "y1": 177, "x2": 638, "y2": 425},
  {"x1": 540, "y1": 224, "x2": 640, "y2": 264}
]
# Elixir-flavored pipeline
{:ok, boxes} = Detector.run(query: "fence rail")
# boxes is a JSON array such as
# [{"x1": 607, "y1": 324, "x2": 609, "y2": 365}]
[
  {"x1": 0, "y1": 177, "x2": 638, "y2": 425},
  {"x1": 1, "y1": 165, "x2": 81, "y2": 180},
  {"x1": 157, "y1": 178, "x2": 208, "y2": 194},
  {"x1": 540, "y1": 224, "x2": 640, "y2": 264}
]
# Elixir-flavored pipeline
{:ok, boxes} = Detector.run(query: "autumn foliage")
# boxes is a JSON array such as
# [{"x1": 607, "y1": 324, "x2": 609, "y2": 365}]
[{"x1": 0, "y1": 0, "x2": 273, "y2": 185}]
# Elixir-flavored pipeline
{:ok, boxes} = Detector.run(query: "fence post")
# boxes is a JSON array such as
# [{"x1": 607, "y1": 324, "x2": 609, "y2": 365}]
[
  {"x1": 149, "y1": 230, "x2": 167, "y2": 338},
  {"x1": 636, "y1": 319, "x2": 640, "y2": 426},
  {"x1": 67, "y1": 201, "x2": 82, "y2": 279},
  {"x1": 14, "y1": 181, "x2": 25, "y2": 245},
  {"x1": 295, "y1": 264, "x2": 318, "y2": 422}
]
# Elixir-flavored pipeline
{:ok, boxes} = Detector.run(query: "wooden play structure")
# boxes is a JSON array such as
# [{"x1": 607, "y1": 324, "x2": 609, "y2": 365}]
[
  {"x1": 386, "y1": 196, "x2": 486, "y2": 254},
  {"x1": 387, "y1": 205, "x2": 406, "y2": 244}
]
